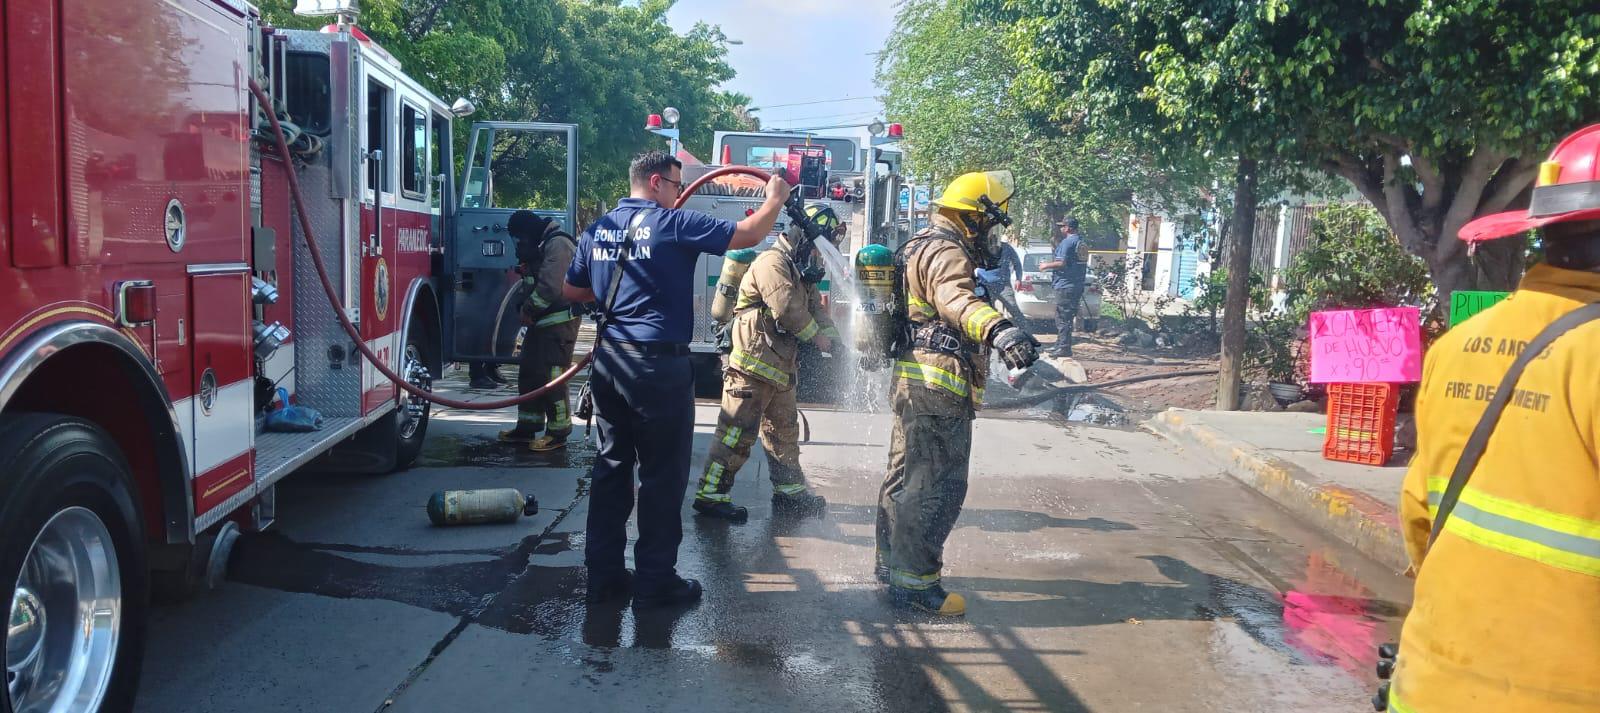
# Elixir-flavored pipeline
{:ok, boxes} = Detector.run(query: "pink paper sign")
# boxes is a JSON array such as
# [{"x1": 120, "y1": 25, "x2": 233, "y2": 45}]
[{"x1": 1308, "y1": 307, "x2": 1422, "y2": 384}]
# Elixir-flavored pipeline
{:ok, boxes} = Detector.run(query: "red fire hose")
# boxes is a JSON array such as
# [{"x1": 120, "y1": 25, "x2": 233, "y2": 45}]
[{"x1": 250, "y1": 78, "x2": 774, "y2": 410}]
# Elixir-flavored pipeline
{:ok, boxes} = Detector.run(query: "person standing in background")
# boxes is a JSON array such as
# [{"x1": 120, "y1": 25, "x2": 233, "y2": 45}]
[
  {"x1": 498, "y1": 210, "x2": 580, "y2": 452},
  {"x1": 1038, "y1": 218, "x2": 1088, "y2": 357}
]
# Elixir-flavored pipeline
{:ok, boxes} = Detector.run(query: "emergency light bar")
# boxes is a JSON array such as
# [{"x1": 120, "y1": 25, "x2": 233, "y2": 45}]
[{"x1": 296, "y1": 0, "x2": 359, "y2": 17}]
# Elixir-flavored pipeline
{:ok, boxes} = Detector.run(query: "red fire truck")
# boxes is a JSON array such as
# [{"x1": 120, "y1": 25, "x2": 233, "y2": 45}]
[{"x1": 1, "y1": 2, "x2": 577, "y2": 709}]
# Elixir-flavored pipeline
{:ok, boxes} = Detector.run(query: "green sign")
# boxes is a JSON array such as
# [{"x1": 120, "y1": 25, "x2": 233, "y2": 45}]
[{"x1": 1449, "y1": 290, "x2": 1510, "y2": 327}]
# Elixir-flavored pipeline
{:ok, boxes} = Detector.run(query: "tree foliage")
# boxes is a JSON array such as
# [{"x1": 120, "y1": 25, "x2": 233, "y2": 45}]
[
  {"x1": 255, "y1": 0, "x2": 756, "y2": 216},
  {"x1": 875, "y1": 0, "x2": 1202, "y2": 240},
  {"x1": 985, "y1": 0, "x2": 1600, "y2": 294},
  {"x1": 1281, "y1": 204, "x2": 1434, "y2": 325}
]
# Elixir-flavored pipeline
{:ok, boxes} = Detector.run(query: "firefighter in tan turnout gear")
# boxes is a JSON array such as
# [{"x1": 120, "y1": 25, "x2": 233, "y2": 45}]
[
  {"x1": 498, "y1": 210, "x2": 581, "y2": 451},
  {"x1": 693, "y1": 204, "x2": 843, "y2": 523},
  {"x1": 874, "y1": 170, "x2": 1039, "y2": 615}
]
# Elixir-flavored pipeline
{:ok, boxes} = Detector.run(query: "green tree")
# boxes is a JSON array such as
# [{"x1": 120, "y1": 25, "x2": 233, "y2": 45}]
[
  {"x1": 255, "y1": 0, "x2": 745, "y2": 216},
  {"x1": 984, "y1": 0, "x2": 1292, "y2": 409},
  {"x1": 1281, "y1": 204, "x2": 1435, "y2": 325},
  {"x1": 875, "y1": 0, "x2": 1196, "y2": 239},
  {"x1": 989, "y1": 0, "x2": 1600, "y2": 297}
]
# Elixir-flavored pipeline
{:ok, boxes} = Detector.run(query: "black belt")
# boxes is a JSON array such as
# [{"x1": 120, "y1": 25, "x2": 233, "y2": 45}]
[{"x1": 602, "y1": 339, "x2": 690, "y2": 357}]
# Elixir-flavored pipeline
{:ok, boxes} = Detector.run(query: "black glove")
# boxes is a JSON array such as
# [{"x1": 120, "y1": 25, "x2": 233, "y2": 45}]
[
  {"x1": 801, "y1": 265, "x2": 825, "y2": 284},
  {"x1": 990, "y1": 321, "x2": 1040, "y2": 371}
]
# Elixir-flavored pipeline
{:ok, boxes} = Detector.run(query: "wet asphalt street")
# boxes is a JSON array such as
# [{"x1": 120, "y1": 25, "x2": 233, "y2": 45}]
[{"x1": 136, "y1": 376, "x2": 1411, "y2": 712}]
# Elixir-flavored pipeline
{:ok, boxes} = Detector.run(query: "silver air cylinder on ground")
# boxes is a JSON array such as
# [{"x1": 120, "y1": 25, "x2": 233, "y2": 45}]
[
  {"x1": 853, "y1": 244, "x2": 895, "y2": 369},
  {"x1": 426, "y1": 489, "x2": 539, "y2": 526},
  {"x1": 710, "y1": 248, "x2": 758, "y2": 323}
]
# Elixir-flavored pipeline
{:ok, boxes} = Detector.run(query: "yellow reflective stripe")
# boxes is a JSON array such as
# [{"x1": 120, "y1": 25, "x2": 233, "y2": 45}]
[
  {"x1": 549, "y1": 367, "x2": 570, "y2": 429},
  {"x1": 1425, "y1": 476, "x2": 1447, "y2": 515},
  {"x1": 1463, "y1": 484, "x2": 1600, "y2": 541},
  {"x1": 698, "y1": 462, "x2": 731, "y2": 501},
  {"x1": 721, "y1": 425, "x2": 743, "y2": 448},
  {"x1": 773, "y1": 483, "x2": 806, "y2": 495},
  {"x1": 820, "y1": 325, "x2": 840, "y2": 339},
  {"x1": 894, "y1": 360, "x2": 968, "y2": 398},
  {"x1": 890, "y1": 568, "x2": 940, "y2": 590},
  {"x1": 796, "y1": 319, "x2": 820, "y2": 341},
  {"x1": 906, "y1": 295, "x2": 935, "y2": 317},
  {"x1": 527, "y1": 293, "x2": 550, "y2": 310},
  {"x1": 1387, "y1": 690, "x2": 1416, "y2": 713},
  {"x1": 1427, "y1": 479, "x2": 1600, "y2": 578},
  {"x1": 964, "y1": 305, "x2": 1001, "y2": 343},
  {"x1": 731, "y1": 350, "x2": 790, "y2": 386},
  {"x1": 535, "y1": 309, "x2": 576, "y2": 327}
]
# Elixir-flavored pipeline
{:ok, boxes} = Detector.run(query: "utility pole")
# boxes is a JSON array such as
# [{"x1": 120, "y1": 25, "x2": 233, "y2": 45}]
[{"x1": 1216, "y1": 156, "x2": 1259, "y2": 410}]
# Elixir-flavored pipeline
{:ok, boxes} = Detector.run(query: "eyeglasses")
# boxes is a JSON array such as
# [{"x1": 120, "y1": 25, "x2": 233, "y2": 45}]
[{"x1": 658, "y1": 175, "x2": 684, "y2": 191}]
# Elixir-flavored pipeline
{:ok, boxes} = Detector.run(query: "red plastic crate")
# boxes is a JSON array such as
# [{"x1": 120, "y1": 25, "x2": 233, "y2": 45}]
[{"x1": 1324, "y1": 383, "x2": 1399, "y2": 465}]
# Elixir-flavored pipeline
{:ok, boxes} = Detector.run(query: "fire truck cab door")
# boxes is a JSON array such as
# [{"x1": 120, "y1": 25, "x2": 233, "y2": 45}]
[{"x1": 446, "y1": 122, "x2": 578, "y2": 363}]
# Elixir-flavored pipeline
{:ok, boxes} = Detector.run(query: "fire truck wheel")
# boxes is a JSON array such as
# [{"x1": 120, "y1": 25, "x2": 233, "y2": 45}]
[
  {"x1": 1, "y1": 413, "x2": 148, "y2": 713},
  {"x1": 392, "y1": 332, "x2": 433, "y2": 471}
]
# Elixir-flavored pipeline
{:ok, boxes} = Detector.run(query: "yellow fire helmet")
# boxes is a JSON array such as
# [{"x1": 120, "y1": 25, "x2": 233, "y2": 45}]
[
  {"x1": 931, "y1": 170, "x2": 1015, "y2": 214},
  {"x1": 804, "y1": 203, "x2": 843, "y2": 243}
]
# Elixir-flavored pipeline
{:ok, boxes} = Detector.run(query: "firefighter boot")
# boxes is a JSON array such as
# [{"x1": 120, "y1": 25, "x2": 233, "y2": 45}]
[
  {"x1": 771, "y1": 490, "x2": 827, "y2": 518},
  {"x1": 469, "y1": 362, "x2": 500, "y2": 390},
  {"x1": 889, "y1": 584, "x2": 966, "y2": 616},
  {"x1": 498, "y1": 425, "x2": 541, "y2": 443},
  {"x1": 528, "y1": 434, "x2": 567, "y2": 452},
  {"x1": 693, "y1": 499, "x2": 750, "y2": 523}
]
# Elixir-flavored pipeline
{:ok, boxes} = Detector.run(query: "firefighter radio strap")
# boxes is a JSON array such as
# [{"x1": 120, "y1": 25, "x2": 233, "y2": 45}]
[
  {"x1": 574, "y1": 210, "x2": 652, "y2": 432},
  {"x1": 1430, "y1": 301, "x2": 1600, "y2": 545}
]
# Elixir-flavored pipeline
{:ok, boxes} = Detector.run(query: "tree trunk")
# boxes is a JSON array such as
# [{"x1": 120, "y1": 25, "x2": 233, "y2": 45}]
[{"x1": 1217, "y1": 156, "x2": 1259, "y2": 411}]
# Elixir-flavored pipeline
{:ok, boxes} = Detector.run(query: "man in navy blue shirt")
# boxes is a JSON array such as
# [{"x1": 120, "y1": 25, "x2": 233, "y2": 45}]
[
  {"x1": 1038, "y1": 218, "x2": 1089, "y2": 357},
  {"x1": 564, "y1": 151, "x2": 791, "y2": 608}
]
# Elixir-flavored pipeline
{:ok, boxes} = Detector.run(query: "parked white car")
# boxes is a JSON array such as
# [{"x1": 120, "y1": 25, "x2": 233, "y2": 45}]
[{"x1": 1011, "y1": 245, "x2": 1102, "y2": 331}]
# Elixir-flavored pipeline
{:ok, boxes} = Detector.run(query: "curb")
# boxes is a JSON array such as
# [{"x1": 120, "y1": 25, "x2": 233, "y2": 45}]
[{"x1": 1145, "y1": 409, "x2": 1409, "y2": 573}]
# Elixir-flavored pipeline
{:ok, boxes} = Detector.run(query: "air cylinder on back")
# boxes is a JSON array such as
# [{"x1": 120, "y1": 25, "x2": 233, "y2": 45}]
[
  {"x1": 710, "y1": 248, "x2": 759, "y2": 323},
  {"x1": 853, "y1": 244, "x2": 895, "y2": 369}
]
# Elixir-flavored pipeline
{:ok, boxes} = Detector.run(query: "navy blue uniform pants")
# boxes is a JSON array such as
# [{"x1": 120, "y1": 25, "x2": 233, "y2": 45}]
[
  {"x1": 583, "y1": 342, "x2": 695, "y2": 590},
  {"x1": 1053, "y1": 287, "x2": 1084, "y2": 355}
]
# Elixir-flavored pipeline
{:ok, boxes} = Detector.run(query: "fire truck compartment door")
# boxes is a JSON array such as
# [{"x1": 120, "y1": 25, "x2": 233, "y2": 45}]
[{"x1": 447, "y1": 122, "x2": 578, "y2": 363}]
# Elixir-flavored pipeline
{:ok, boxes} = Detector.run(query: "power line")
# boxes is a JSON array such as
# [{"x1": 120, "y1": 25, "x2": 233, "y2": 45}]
[
  {"x1": 749, "y1": 96, "x2": 880, "y2": 111},
  {"x1": 761, "y1": 108, "x2": 881, "y2": 123},
  {"x1": 768, "y1": 120, "x2": 882, "y2": 132}
]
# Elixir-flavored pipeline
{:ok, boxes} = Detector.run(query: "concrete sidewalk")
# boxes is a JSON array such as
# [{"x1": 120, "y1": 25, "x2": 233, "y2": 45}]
[{"x1": 1146, "y1": 409, "x2": 1410, "y2": 573}]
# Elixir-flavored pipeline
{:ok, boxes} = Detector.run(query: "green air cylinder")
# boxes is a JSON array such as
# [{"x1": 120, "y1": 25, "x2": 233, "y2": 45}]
[
  {"x1": 426, "y1": 488, "x2": 539, "y2": 526},
  {"x1": 710, "y1": 248, "x2": 759, "y2": 323},
  {"x1": 853, "y1": 244, "x2": 896, "y2": 367}
]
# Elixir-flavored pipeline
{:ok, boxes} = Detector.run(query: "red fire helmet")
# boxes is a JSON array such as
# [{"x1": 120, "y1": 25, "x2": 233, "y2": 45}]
[{"x1": 1461, "y1": 124, "x2": 1600, "y2": 242}]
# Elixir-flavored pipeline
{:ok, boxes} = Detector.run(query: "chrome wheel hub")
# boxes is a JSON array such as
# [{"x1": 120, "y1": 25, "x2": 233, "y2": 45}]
[
  {"x1": 7, "y1": 506, "x2": 121, "y2": 713},
  {"x1": 399, "y1": 343, "x2": 432, "y2": 440}
]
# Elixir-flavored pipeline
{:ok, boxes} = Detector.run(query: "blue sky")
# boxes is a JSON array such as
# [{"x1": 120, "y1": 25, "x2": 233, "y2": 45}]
[{"x1": 665, "y1": 0, "x2": 896, "y2": 140}]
